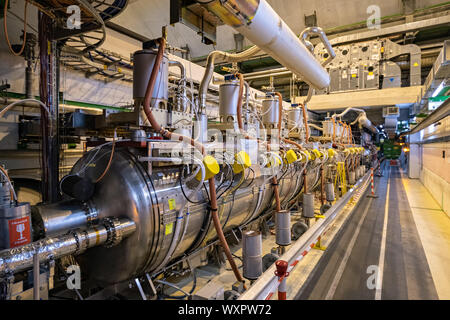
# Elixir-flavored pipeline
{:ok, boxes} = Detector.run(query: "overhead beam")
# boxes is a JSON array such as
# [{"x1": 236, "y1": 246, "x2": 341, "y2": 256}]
[
  {"x1": 330, "y1": 15, "x2": 450, "y2": 46},
  {"x1": 295, "y1": 86, "x2": 424, "y2": 111}
]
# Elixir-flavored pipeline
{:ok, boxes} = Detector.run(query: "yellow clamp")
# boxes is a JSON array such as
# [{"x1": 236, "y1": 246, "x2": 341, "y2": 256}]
[
  {"x1": 301, "y1": 150, "x2": 312, "y2": 162},
  {"x1": 267, "y1": 153, "x2": 282, "y2": 168},
  {"x1": 196, "y1": 155, "x2": 220, "y2": 181},
  {"x1": 285, "y1": 149, "x2": 298, "y2": 164},
  {"x1": 312, "y1": 149, "x2": 323, "y2": 160},
  {"x1": 232, "y1": 151, "x2": 252, "y2": 174},
  {"x1": 328, "y1": 148, "x2": 337, "y2": 158}
]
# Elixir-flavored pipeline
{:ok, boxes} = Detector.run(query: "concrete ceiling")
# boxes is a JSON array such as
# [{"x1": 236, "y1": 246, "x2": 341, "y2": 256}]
[{"x1": 112, "y1": 0, "x2": 446, "y2": 59}]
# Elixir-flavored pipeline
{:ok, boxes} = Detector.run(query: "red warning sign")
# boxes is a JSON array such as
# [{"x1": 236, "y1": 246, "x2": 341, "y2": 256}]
[{"x1": 8, "y1": 216, "x2": 31, "y2": 248}]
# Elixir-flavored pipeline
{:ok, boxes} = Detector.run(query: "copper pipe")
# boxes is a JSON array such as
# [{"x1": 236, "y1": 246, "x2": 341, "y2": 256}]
[
  {"x1": 236, "y1": 73, "x2": 245, "y2": 132},
  {"x1": 143, "y1": 38, "x2": 243, "y2": 286},
  {"x1": 300, "y1": 103, "x2": 310, "y2": 142},
  {"x1": 143, "y1": 38, "x2": 205, "y2": 154},
  {"x1": 208, "y1": 179, "x2": 245, "y2": 286},
  {"x1": 282, "y1": 138, "x2": 303, "y2": 151},
  {"x1": 0, "y1": 166, "x2": 14, "y2": 200},
  {"x1": 95, "y1": 129, "x2": 116, "y2": 183},
  {"x1": 236, "y1": 79, "x2": 283, "y2": 216}
]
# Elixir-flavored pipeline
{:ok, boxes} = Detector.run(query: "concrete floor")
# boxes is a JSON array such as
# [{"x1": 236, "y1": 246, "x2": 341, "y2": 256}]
[
  {"x1": 297, "y1": 164, "x2": 450, "y2": 300},
  {"x1": 164, "y1": 163, "x2": 450, "y2": 300},
  {"x1": 401, "y1": 172, "x2": 450, "y2": 300}
]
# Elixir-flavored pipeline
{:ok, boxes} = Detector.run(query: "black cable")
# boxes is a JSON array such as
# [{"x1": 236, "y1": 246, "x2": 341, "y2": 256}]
[
  {"x1": 160, "y1": 268, "x2": 197, "y2": 300},
  {"x1": 179, "y1": 165, "x2": 203, "y2": 204},
  {"x1": 203, "y1": 182, "x2": 210, "y2": 203},
  {"x1": 217, "y1": 168, "x2": 236, "y2": 199},
  {"x1": 241, "y1": 167, "x2": 255, "y2": 189},
  {"x1": 216, "y1": 163, "x2": 233, "y2": 195}
]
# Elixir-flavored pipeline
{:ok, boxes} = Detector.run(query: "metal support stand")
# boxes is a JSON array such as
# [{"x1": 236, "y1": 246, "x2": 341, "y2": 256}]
[
  {"x1": 134, "y1": 278, "x2": 147, "y2": 300},
  {"x1": 33, "y1": 253, "x2": 40, "y2": 300},
  {"x1": 313, "y1": 236, "x2": 327, "y2": 251}
]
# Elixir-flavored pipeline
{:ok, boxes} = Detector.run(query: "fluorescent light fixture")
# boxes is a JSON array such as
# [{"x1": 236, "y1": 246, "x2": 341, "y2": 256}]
[{"x1": 432, "y1": 81, "x2": 445, "y2": 98}]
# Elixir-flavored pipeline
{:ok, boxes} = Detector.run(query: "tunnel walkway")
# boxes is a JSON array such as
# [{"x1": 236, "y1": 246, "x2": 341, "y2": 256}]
[{"x1": 295, "y1": 164, "x2": 441, "y2": 300}]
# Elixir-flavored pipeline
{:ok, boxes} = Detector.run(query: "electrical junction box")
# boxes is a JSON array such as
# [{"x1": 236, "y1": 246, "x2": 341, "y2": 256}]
[
  {"x1": 192, "y1": 281, "x2": 224, "y2": 300},
  {"x1": 383, "y1": 106, "x2": 400, "y2": 117}
]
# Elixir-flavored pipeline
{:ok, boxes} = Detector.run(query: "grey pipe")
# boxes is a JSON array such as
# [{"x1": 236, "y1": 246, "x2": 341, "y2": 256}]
[
  {"x1": 33, "y1": 200, "x2": 99, "y2": 237},
  {"x1": 169, "y1": 60, "x2": 187, "y2": 111},
  {"x1": 199, "y1": 46, "x2": 261, "y2": 111},
  {"x1": 300, "y1": 27, "x2": 336, "y2": 67},
  {"x1": 0, "y1": 218, "x2": 136, "y2": 276}
]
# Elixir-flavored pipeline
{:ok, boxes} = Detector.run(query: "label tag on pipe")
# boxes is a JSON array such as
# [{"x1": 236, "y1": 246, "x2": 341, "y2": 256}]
[
  {"x1": 165, "y1": 223, "x2": 173, "y2": 235},
  {"x1": 168, "y1": 198, "x2": 176, "y2": 211}
]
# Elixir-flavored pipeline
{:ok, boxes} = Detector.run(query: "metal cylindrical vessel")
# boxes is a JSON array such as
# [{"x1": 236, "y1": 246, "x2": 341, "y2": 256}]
[
  {"x1": 242, "y1": 230, "x2": 262, "y2": 280},
  {"x1": 356, "y1": 166, "x2": 361, "y2": 179},
  {"x1": 325, "y1": 183, "x2": 335, "y2": 202},
  {"x1": 262, "y1": 98, "x2": 279, "y2": 127},
  {"x1": 302, "y1": 193, "x2": 315, "y2": 218},
  {"x1": 33, "y1": 146, "x2": 305, "y2": 285},
  {"x1": 219, "y1": 83, "x2": 240, "y2": 123},
  {"x1": 193, "y1": 114, "x2": 208, "y2": 143},
  {"x1": 276, "y1": 210, "x2": 291, "y2": 246},
  {"x1": 0, "y1": 203, "x2": 31, "y2": 250},
  {"x1": 133, "y1": 50, "x2": 169, "y2": 107},
  {"x1": 287, "y1": 107, "x2": 302, "y2": 129},
  {"x1": 323, "y1": 120, "x2": 333, "y2": 137},
  {"x1": 348, "y1": 171, "x2": 356, "y2": 185}
]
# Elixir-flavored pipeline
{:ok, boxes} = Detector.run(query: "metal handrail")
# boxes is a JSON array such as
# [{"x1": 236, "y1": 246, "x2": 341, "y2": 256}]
[{"x1": 239, "y1": 170, "x2": 371, "y2": 300}]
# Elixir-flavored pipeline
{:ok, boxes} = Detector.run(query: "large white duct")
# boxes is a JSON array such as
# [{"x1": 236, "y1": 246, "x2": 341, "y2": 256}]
[{"x1": 197, "y1": 0, "x2": 330, "y2": 90}]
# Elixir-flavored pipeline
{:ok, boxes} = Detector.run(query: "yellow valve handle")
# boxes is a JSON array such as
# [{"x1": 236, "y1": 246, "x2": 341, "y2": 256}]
[
  {"x1": 196, "y1": 155, "x2": 220, "y2": 181},
  {"x1": 232, "y1": 151, "x2": 252, "y2": 174}
]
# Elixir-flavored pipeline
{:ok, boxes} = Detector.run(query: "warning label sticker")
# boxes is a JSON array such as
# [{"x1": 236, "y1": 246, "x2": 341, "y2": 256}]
[{"x1": 8, "y1": 216, "x2": 31, "y2": 248}]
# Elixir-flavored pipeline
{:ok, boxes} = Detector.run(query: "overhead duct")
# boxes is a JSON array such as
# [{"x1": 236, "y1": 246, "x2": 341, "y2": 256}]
[{"x1": 196, "y1": 0, "x2": 330, "y2": 90}]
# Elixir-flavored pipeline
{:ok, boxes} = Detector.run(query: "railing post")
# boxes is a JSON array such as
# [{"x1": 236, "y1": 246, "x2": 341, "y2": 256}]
[
  {"x1": 275, "y1": 260, "x2": 289, "y2": 300},
  {"x1": 367, "y1": 168, "x2": 378, "y2": 198}
]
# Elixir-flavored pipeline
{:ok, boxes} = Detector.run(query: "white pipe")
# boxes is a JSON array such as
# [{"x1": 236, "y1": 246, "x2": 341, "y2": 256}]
[
  {"x1": 309, "y1": 123, "x2": 324, "y2": 132},
  {"x1": 198, "y1": 0, "x2": 330, "y2": 90},
  {"x1": 199, "y1": 46, "x2": 261, "y2": 110},
  {"x1": 331, "y1": 107, "x2": 366, "y2": 119}
]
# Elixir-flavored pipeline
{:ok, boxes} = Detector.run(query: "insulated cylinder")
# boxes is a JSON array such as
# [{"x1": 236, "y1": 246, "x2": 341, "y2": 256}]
[
  {"x1": 322, "y1": 120, "x2": 333, "y2": 137},
  {"x1": 262, "y1": 98, "x2": 279, "y2": 127},
  {"x1": 287, "y1": 107, "x2": 302, "y2": 129},
  {"x1": 133, "y1": 50, "x2": 169, "y2": 107},
  {"x1": 193, "y1": 114, "x2": 208, "y2": 143},
  {"x1": 356, "y1": 167, "x2": 360, "y2": 178},
  {"x1": 242, "y1": 230, "x2": 263, "y2": 280},
  {"x1": 348, "y1": 171, "x2": 356, "y2": 185},
  {"x1": 302, "y1": 193, "x2": 315, "y2": 218},
  {"x1": 325, "y1": 183, "x2": 335, "y2": 202},
  {"x1": 219, "y1": 83, "x2": 240, "y2": 123},
  {"x1": 276, "y1": 210, "x2": 291, "y2": 246}
]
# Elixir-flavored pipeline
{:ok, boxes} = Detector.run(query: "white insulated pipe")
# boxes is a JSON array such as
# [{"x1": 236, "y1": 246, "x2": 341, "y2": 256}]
[{"x1": 197, "y1": 0, "x2": 330, "y2": 90}]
